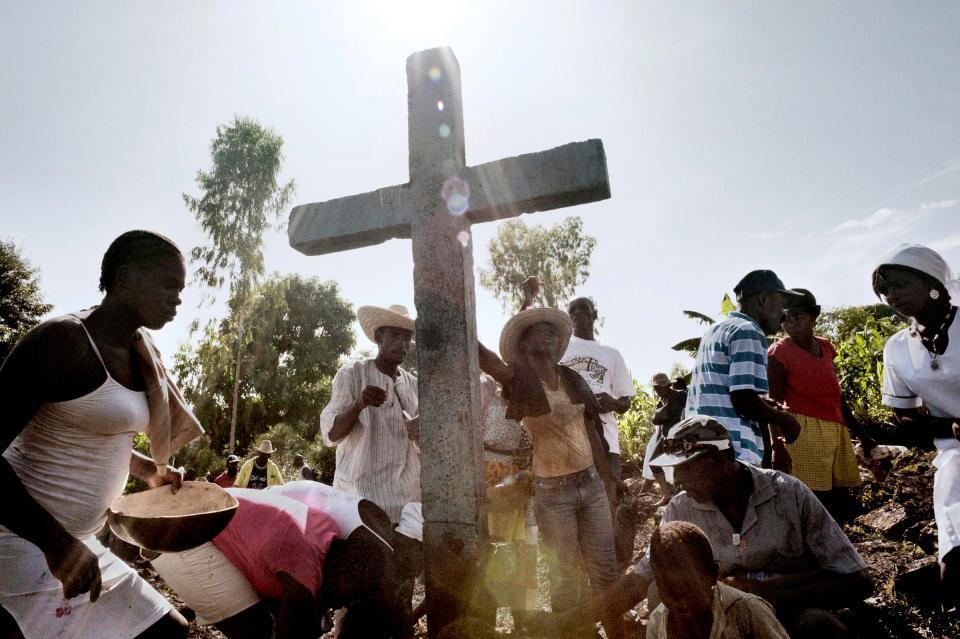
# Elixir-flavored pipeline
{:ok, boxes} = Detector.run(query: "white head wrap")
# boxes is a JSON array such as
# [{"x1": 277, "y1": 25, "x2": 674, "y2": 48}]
[
  {"x1": 395, "y1": 502, "x2": 423, "y2": 542},
  {"x1": 876, "y1": 243, "x2": 960, "y2": 302}
]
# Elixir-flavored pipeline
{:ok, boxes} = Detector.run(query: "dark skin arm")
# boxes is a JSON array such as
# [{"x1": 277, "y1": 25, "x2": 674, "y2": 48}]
[
  {"x1": 724, "y1": 568, "x2": 873, "y2": 613},
  {"x1": 730, "y1": 390, "x2": 801, "y2": 443},
  {"x1": 0, "y1": 321, "x2": 105, "y2": 601},
  {"x1": 890, "y1": 407, "x2": 960, "y2": 443},
  {"x1": 327, "y1": 385, "x2": 388, "y2": 442},
  {"x1": 595, "y1": 392, "x2": 631, "y2": 414},
  {"x1": 769, "y1": 355, "x2": 877, "y2": 451},
  {"x1": 275, "y1": 571, "x2": 324, "y2": 639},
  {"x1": 1, "y1": 320, "x2": 184, "y2": 603}
]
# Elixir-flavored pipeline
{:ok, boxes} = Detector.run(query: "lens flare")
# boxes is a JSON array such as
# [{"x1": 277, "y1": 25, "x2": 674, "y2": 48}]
[
  {"x1": 428, "y1": 66, "x2": 442, "y2": 83},
  {"x1": 438, "y1": 124, "x2": 451, "y2": 138},
  {"x1": 441, "y1": 176, "x2": 470, "y2": 216},
  {"x1": 436, "y1": 100, "x2": 444, "y2": 111},
  {"x1": 456, "y1": 231, "x2": 470, "y2": 247}
]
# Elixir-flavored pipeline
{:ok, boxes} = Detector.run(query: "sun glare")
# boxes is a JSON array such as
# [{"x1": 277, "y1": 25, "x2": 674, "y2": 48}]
[{"x1": 365, "y1": 0, "x2": 465, "y2": 43}]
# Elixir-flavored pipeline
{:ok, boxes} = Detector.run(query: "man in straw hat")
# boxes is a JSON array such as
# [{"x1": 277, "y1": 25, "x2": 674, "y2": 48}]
[
  {"x1": 478, "y1": 307, "x2": 624, "y2": 638},
  {"x1": 685, "y1": 270, "x2": 803, "y2": 466},
  {"x1": 236, "y1": 440, "x2": 284, "y2": 489},
  {"x1": 320, "y1": 304, "x2": 419, "y2": 524},
  {"x1": 639, "y1": 372, "x2": 685, "y2": 505},
  {"x1": 550, "y1": 416, "x2": 870, "y2": 638}
]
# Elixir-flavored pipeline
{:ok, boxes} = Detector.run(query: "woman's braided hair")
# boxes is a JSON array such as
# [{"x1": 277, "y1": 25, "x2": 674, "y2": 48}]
[{"x1": 99, "y1": 230, "x2": 182, "y2": 293}]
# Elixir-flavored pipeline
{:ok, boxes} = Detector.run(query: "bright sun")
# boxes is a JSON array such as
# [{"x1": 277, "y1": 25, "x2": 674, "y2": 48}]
[{"x1": 364, "y1": 0, "x2": 465, "y2": 43}]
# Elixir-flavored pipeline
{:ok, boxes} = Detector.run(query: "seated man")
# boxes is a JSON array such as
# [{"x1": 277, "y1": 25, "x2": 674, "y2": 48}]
[
  {"x1": 544, "y1": 416, "x2": 872, "y2": 638},
  {"x1": 150, "y1": 487, "x2": 400, "y2": 639},
  {"x1": 647, "y1": 520, "x2": 788, "y2": 638}
]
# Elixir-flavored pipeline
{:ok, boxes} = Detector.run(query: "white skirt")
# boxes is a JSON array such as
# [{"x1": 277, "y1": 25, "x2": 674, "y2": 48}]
[
  {"x1": 934, "y1": 446, "x2": 960, "y2": 562},
  {"x1": 0, "y1": 529, "x2": 171, "y2": 639}
]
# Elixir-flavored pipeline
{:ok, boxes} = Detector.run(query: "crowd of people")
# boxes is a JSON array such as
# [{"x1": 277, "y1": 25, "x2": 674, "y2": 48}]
[{"x1": 0, "y1": 229, "x2": 958, "y2": 639}]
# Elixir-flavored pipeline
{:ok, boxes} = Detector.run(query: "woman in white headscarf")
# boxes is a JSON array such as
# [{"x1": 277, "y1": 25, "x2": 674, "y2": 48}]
[{"x1": 872, "y1": 243, "x2": 960, "y2": 608}]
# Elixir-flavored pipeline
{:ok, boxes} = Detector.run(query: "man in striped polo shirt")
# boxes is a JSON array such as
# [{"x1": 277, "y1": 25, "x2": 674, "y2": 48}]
[{"x1": 685, "y1": 270, "x2": 802, "y2": 465}]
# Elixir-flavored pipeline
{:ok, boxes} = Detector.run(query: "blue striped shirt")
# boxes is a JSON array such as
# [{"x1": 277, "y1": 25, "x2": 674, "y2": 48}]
[{"x1": 685, "y1": 312, "x2": 769, "y2": 464}]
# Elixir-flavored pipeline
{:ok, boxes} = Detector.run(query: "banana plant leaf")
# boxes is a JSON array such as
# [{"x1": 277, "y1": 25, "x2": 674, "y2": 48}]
[
  {"x1": 682, "y1": 310, "x2": 715, "y2": 325},
  {"x1": 671, "y1": 337, "x2": 702, "y2": 353}
]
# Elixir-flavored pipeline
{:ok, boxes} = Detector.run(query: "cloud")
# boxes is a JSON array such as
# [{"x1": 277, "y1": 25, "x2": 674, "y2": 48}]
[
  {"x1": 920, "y1": 199, "x2": 958, "y2": 210},
  {"x1": 931, "y1": 233, "x2": 960, "y2": 253},
  {"x1": 749, "y1": 230, "x2": 786, "y2": 241},
  {"x1": 830, "y1": 207, "x2": 906, "y2": 233},
  {"x1": 830, "y1": 200, "x2": 956, "y2": 235},
  {"x1": 811, "y1": 199, "x2": 958, "y2": 276}
]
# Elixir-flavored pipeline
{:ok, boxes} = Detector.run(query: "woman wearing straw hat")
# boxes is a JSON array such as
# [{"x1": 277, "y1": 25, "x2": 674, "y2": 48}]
[
  {"x1": 871, "y1": 243, "x2": 960, "y2": 609},
  {"x1": 478, "y1": 308, "x2": 623, "y2": 639}
]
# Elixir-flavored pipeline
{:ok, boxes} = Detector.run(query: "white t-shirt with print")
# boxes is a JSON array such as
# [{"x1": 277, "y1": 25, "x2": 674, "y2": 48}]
[{"x1": 560, "y1": 336, "x2": 635, "y2": 454}]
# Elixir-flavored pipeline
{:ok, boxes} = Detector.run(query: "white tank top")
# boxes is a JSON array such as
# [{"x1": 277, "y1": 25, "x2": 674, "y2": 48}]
[{"x1": 3, "y1": 316, "x2": 150, "y2": 538}]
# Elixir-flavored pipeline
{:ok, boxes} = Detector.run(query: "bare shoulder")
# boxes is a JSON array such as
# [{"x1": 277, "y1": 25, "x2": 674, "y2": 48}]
[{"x1": 1, "y1": 316, "x2": 95, "y2": 397}]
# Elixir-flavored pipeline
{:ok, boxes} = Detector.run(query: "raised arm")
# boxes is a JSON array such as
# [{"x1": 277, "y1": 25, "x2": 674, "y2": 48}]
[{"x1": 478, "y1": 341, "x2": 513, "y2": 388}]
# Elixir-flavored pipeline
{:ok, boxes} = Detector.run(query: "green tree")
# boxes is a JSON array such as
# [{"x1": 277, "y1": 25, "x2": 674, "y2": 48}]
[
  {"x1": 173, "y1": 274, "x2": 354, "y2": 453},
  {"x1": 822, "y1": 306, "x2": 904, "y2": 427},
  {"x1": 184, "y1": 116, "x2": 296, "y2": 452},
  {"x1": 0, "y1": 240, "x2": 53, "y2": 363},
  {"x1": 818, "y1": 304, "x2": 900, "y2": 343},
  {"x1": 479, "y1": 216, "x2": 596, "y2": 310},
  {"x1": 619, "y1": 380, "x2": 659, "y2": 472}
]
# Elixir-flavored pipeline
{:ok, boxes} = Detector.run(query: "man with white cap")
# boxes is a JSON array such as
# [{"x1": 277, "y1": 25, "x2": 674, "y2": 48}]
[
  {"x1": 320, "y1": 304, "x2": 418, "y2": 524},
  {"x1": 235, "y1": 440, "x2": 284, "y2": 489},
  {"x1": 685, "y1": 270, "x2": 803, "y2": 465}
]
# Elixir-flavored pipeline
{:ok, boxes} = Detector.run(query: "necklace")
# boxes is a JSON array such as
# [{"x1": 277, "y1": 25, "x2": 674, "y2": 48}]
[{"x1": 913, "y1": 306, "x2": 957, "y2": 370}]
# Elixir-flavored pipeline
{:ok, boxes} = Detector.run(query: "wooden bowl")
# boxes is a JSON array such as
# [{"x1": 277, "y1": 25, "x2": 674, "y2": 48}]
[{"x1": 107, "y1": 482, "x2": 238, "y2": 552}]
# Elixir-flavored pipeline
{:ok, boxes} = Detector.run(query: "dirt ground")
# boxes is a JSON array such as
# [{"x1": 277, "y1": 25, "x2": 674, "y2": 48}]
[{"x1": 157, "y1": 451, "x2": 958, "y2": 638}]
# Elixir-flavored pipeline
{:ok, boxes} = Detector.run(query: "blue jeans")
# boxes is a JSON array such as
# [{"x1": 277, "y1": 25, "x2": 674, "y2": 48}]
[
  {"x1": 533, "y1": 466, "x2": 619, "y2": 618},
  {"x1": 606, "y1": 452, "x2": 622, "y2": 481}
]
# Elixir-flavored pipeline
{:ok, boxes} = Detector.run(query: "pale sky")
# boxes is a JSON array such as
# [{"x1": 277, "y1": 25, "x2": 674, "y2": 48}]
[{"x1": 2, "y1": 1, "x2": 959, "y2": 382}]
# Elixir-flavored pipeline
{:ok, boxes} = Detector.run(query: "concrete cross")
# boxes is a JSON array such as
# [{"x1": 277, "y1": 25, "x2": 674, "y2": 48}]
[{"x1": 289, "y1": 46, "x2": 610, "y2": 635}]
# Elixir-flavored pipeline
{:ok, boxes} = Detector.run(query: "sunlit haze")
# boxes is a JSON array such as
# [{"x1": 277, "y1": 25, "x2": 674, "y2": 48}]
[{"x1": 2, "y1": 1, "x2": 959, "y2": 382}]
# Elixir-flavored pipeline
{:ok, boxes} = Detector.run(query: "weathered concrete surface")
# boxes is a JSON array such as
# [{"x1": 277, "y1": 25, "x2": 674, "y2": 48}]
[{"x1": 287, "y1": 46, "x2": 611, "y2": 637}]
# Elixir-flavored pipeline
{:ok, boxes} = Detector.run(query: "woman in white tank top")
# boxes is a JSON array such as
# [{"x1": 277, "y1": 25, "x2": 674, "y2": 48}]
[{"x1": 0, "y1": 231, "x2": 192, "y2": 639}]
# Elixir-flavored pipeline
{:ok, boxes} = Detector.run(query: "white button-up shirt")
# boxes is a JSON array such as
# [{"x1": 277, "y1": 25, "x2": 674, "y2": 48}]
[{"x1": 320, "y1": 359, "x2": 420, "y2": 522}]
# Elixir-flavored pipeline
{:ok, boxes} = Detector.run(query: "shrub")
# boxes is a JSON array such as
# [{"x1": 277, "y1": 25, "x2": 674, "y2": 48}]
[{"x1": 619, "y1": 381, "x2": 658, "y2": 474}]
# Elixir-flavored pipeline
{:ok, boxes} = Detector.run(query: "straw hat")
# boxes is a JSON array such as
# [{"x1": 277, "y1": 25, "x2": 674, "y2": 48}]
[
  {"x1": 650, "y1": 372, "x2": 671, "y2": 387},
  {"x1": 357, "y1": 304, "x2": 416, "y2": 342},
  {"x1": 255, "y1": 440, "x2": 275, "y2": 455},
  {"x1": 498, "y1": 308, "x2": 573, "y2": 364}
]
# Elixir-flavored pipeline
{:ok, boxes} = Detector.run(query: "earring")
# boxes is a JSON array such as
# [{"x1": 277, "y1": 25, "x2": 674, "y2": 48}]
[{"x1": 931, "y1": 289, "x2": 941, "y2": 300}]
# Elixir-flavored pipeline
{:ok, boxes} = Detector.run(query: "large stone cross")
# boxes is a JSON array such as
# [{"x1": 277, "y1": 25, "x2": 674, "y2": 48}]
[{"x1": 289, "y1": 46, "x2": 610, "y2": 635}]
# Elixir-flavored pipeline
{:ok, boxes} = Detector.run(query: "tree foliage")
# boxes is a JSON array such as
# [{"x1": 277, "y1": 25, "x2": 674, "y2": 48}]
[
  {"x1": 618, "y1": 380, "x2": 659, "y2": 471},
  {"x1": 825, "y1": 306, "x2": 904, "y2": 427},
  {"x1": 184, "y1": 116, "x2": 295, "y2": 296},
  {"x1": 173, "y1": 274, "x2": 355, "y2": 453},
  {"x1": 479, "y1": 216, "x2": 596, "y2": 310},
  {"x1": 183, "y1": 116, "x2": 296, "y2": 451},
  {"x1": 0, "y1": 240, "x2": 53, "y2": 362}
]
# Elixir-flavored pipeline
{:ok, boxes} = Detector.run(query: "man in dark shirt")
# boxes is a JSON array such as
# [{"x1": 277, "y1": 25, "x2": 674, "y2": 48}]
[
  {"x1": 641, "y1": 373, "x2": 685, "y2": 504},
  {"x1": 214, "y1": 455, "x2": 240, "y2": 488}
]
